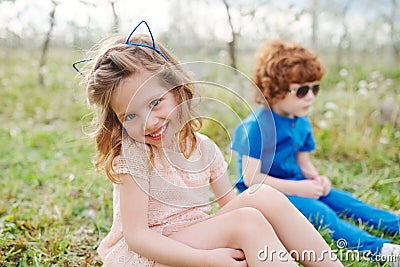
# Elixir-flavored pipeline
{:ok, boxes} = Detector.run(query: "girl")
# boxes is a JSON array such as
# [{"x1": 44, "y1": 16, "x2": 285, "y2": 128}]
[{"x1": 75, "y1": 21, "x2": 343, "y2": 267}]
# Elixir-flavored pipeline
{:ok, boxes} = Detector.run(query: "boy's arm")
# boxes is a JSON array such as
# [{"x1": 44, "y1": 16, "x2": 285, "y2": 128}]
[
  {"x1": 295, "y1": 151, "x2": 319, "y2": 179},
  {"x1": 296, "y1": 152, "x2": 331, "y2": 196},
  {"x1": 242, "y1": 155, "x2": 325, "y2": 199}
]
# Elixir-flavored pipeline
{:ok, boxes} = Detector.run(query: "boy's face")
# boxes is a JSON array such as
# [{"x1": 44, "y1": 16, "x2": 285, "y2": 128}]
[{"x1": 272, "y1": 82, "x2": 319, "y2": 118}]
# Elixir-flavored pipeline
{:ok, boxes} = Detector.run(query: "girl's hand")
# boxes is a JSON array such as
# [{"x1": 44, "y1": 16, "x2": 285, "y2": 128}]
[
  {"x1": 296, "y1": 179, "x2": 325, "y2": 199},
  {"x1": 204, "y1": 248, "x2": 247, "y2": 267},
  {"x1": 314, "y1": 175, "x2": 332, "y2": 196}
]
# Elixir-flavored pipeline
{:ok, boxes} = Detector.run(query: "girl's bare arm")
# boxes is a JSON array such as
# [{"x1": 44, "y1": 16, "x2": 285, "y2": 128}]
[{"x1": 118, "y1": 174, "x2": 209, "y2": 267}]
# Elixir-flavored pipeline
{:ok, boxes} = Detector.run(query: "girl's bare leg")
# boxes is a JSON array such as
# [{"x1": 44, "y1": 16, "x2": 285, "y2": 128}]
[
  {"x1": 216, "y1": 184, "x2": 343, "y2": 267},
  {"x1": 155, "y1": 207, "x2": 297, "y2": 267}
]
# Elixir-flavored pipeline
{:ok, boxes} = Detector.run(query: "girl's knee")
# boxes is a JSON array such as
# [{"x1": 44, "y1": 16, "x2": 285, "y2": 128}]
[
  {"x1": 229, "y1": 207, "x2": 276, "y2": 247},
  {"x1": 246, "y1": 184, "x2": 289, "y2": 205},
  {"x1": 233, "y1": 207, "x2": 272, "y2": 230}
]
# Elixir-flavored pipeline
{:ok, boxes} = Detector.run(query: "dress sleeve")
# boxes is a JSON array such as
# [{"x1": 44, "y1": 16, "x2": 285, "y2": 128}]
[
  {"x1": 196, "y1": 134, "x2": 228, "y2": 181},
  {"x1": 112, "y1": 137, "x2": 150, "y2": 180},
  {"x1": 112, "y1": 156, "x2": 131, "y2": 175},
  {"x1": 209, "y1": 141, "x2": 228, "y2": 181}
]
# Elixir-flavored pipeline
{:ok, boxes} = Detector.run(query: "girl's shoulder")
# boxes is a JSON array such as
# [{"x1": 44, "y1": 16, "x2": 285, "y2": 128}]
[
  {"x1": 195, "y1": 132, "x2": 218, "y2": 151},
  {"x1": 194, "y1": 132, "x2": 224, "y2": 160}
]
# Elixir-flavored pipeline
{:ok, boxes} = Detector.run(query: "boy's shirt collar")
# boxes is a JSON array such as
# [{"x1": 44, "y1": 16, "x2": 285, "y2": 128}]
[{"x1": 270, "y1": 108, "x2": 299, "y2": 122}]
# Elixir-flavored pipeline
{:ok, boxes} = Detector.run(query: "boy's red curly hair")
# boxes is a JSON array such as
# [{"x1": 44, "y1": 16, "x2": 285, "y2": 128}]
[{"x1": 252, "y1": 40, "x2": 326, "y2": 106}]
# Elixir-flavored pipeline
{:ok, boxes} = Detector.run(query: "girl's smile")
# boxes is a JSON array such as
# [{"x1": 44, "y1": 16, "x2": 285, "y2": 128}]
[{"x1": 146, "y1": 122, "x2": 169, "y2": 141}]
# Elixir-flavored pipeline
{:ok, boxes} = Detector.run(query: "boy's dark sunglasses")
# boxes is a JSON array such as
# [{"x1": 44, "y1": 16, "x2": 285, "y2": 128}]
[{"x1": 287, "y1": 84, "x2": 320, "y2": 98}]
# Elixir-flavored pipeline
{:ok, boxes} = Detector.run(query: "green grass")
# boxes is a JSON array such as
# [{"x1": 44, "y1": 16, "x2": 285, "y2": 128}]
[{"x1": 0, "y1": 48, "x2": 399, "y2": 266}]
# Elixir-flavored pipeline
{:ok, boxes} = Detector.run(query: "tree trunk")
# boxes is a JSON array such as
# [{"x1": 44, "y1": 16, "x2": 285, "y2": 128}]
[
  {"x1": 336, "y1": 1, "x2": 351, "y2": 69},
  {"x1": 110, "y1": 0, "x2": 119, "y2": 33},
  {"x1": 386, "y1": 0, "x2": 398, "y2": 65},
  {"x1": 222, "y1": 0, "x2": 238, "y2": 72},
  {"x1": 38, "y1": 0, "x2": 57, "y2": 87},
  {"x1": 310, "y1": 0, "x2": 318, "y2": 48}
]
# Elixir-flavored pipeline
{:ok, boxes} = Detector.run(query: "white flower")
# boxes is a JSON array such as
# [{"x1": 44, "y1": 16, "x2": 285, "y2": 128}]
[
  {"x1": 335, "y1": 81, "x2": 346, "y2": 90},
  {"x1": 357, "y1": 80, "x2": 368, "y2": 89},
  {"x1": 370, "y1": 71, "x2": 381, "y2": 80},
  {"x1": 347, "y1": 109, "x2": 355, "y2": 117},
  {"x1": 368, "y1": 82, "x2": 378, "y2": 89},
  {"x1": 324, "y1": 111, "x2": 334, "y2": 118},
  {"x1": 317, "y1": 120, "x2": 328, "y2": 129},
  {"x1": 385, "y1": 79, "x2": 393, "y2": 86},
  {"x1": 339, "y1": 69, "x2": 348, "y2": 77},
  {"x1": 325, "y1": 102, "x2": 338, "y2": 110},
  {"x1": 379, "y1": 137, "x2": 389, "y2": 145},
  {"x1": 358, "y1": 88, "x2": 369, "y2": 96}
]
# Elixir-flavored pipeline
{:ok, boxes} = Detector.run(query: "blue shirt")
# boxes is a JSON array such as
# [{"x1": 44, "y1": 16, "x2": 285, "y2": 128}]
[{"x1": 231, "y1": 107, "x2": 316, "y2": 192}]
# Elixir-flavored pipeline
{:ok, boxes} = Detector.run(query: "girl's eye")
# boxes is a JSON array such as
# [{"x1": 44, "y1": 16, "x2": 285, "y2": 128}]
[
  {"x1": 149, "y1": 98, "x2": 161, "y2": 108},
  {"x1": 124, "y1": 113, "x2": 136, "y2": 121}
]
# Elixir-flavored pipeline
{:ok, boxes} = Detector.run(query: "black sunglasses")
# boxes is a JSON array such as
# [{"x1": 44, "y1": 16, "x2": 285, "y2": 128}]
[{"x1": 287, "y1": 84, "x2": 320, "y2": 99}]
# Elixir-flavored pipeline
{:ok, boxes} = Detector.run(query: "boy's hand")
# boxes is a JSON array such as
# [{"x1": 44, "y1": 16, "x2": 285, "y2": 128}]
[
  {"x1": 313, "y1": 175, "x2": 331, "y2": 196},
  {"x1": 296, "y1": 180, "x2": 325, "y2": 199}
]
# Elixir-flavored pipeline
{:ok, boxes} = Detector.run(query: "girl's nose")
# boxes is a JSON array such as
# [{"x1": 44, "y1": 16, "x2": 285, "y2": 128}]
[{"x1": 143, "y1": 112, "x2": 160, "y2": 133}]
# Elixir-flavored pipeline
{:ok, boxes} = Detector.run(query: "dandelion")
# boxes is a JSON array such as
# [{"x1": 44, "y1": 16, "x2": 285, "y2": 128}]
[
  {"x1": 335, "y1": 81, "x2": 346, "y2": 90},
  {"x1": 384, "y1": 79, "x2": 393, "y2": 86},
  {"x1": 324, "y1": 111, "x2": 334, "y2": 118},
  {"x1": 339, "y1": 69, "x2": 348, "y2": 77},
  {"x1": 368, "y1": 82, "x2": 378, "y2": 90},
  {"x1": 358, "y1": 88, "x2": 369, "y2": 96},
  {"x1": 370, "y1": 71, "x2": 381, "y2": 80},
  {"x1": 325, "y1": 102, "x2": 338, "y2": 110},
  {"x1": 317, "y1": 120, "x2": 328, "y2": 129},
  {"x1": 347, "y1": 109, "x2": 355, "y2": 117},
  {"x1": 357, "y1": 80, "x2": 368, "y2": 90},
  {"x1": 82, "y1": 209, "x2": 96, "y2": 219},
  {"x1": 379, "y1": 137, "x2": 389, "y2": 145}
]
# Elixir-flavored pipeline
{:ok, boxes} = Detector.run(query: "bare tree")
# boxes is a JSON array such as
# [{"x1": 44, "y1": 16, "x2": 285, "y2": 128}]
[
  {"x1": 336, "y1": 0, "x2": 352, "y2": 69},
  {"x1": 386, "y1": 0, "x2": 398, "y2": 65},
  {"x1": 310, "y1": 0, "x2": 319, "y2": 48},
  {"x1": 222, "y1": 0, "x2": 238, "y2": 71},
  {"x1": 38, "y1": 0, "x2": 58, "y2": 87},
  {"x1": 110, "y1": 0, "x2": 119, "y2": 33}
]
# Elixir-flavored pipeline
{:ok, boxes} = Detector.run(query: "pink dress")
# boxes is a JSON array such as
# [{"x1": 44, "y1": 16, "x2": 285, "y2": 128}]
[{"x1": 97, "y1": 133, "x2": 228, "y2": 266}]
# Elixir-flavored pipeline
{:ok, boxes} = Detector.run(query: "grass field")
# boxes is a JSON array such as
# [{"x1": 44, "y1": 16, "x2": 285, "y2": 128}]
[{"x1": 0, "y1": 48, "x2": 399, "y2": 266}]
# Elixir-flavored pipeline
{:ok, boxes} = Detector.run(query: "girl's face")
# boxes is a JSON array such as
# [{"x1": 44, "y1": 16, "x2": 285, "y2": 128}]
[
  {"x1": 110, "y1": 72, "x2": 181, "y2": 148},
  {"x1": 272, "y1": 81, "x2": 319, "y2": 118}
]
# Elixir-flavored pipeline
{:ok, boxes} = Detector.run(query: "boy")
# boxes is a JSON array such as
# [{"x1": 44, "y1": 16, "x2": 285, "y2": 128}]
[{"x1": 231, "y1": 40, "x2": 399, "y2": 265}]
